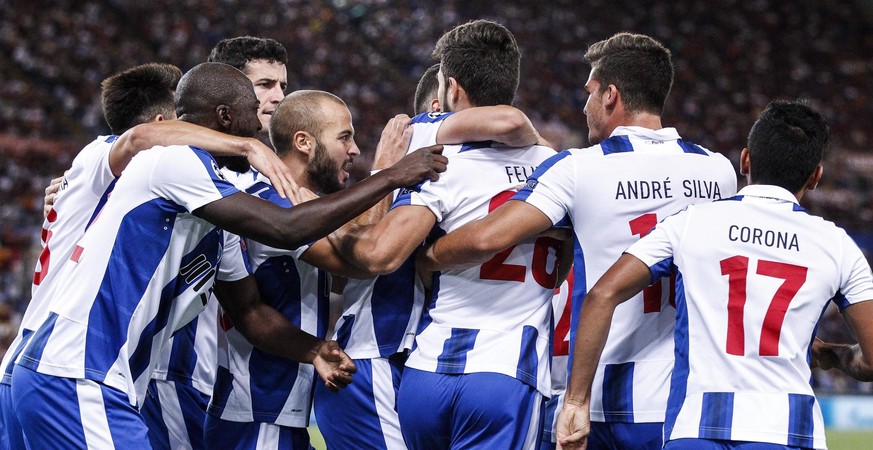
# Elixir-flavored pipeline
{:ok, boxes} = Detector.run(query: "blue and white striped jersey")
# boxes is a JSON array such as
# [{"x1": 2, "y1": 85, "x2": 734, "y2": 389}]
[
  {"x1": 17, "y1": 145, "x2": 239, "y2": 407},
  {"x1": 2, "y1": 135, "x2": 118, "y2": 386},
  {"x1": 516, "y1": 126, "x2": 737, "y2": 422},
  {"x1": 208, "y1": 176, "x2": 329, "y2": 428},
  {"x1": 402, "y1": 138, "x2": 558, "y2": 396},
  {"x1": 330, "y1": 112, "x2": 446, "y2": 359},
  {"x1": 627, "y1": 184, "x2": 873, "y2": 447}
]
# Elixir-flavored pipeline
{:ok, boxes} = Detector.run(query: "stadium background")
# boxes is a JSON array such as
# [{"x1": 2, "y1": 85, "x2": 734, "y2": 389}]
[{"x1": 1, "y1": 0, "x2": 872, "y2": 446}]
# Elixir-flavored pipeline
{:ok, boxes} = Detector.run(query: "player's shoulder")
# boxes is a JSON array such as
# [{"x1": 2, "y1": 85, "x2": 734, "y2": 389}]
[
  {"x1": 411, "y1": 111, "x2": 454, "y2": 125},
  {"x1": 245, "y1": 180, "x2": 291, "y2": 208}
]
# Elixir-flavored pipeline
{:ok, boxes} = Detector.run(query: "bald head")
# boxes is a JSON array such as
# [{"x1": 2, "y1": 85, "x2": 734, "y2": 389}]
[
  {"x1": 174, "y1": 62, "x2": 261, "y2": 136},
  {"x1": 270, "y1": 90, "x2": 346, "y2": 157}
]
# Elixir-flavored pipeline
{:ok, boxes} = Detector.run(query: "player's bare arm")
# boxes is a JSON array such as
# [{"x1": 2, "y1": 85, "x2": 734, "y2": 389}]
[
  {"x1": 195, "y1": 144, "x2": 446, "y2": 250},
  {"x1": 109, "y1": 119, "x2": 300, "y2": 201},
  {"x1": 214, "y1": 276, "x2": 356, "y2": 391},
  {"x1": 418, "y1": 200, "x2": 553, "y2": 272},
  {"x1": 557, "y1": 253, "x2": 651, "y2": 449},
  {"x1": 437, "y1": 105, "x2": 543, "y2": 147},
  {"x1": 826, "y1": 300, "x2": 873, "y2": 381}
]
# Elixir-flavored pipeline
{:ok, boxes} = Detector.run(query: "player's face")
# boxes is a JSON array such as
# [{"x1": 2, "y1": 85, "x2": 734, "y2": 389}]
[
  {"x1": 583, "y1": 71, "x2": 607, "y2": 145},
  {"x1": 230, "y1": 89, "x2": 262, "y2": 138},
  {"x1": 243, "y1": 59, "x2": 288, "y2": 132},
  {"x1": 307, "y1": 101, "x2": 360, "y2": 194},
  {"x1": 436, "y1": 68, "x2": 453, "y2": 113}
]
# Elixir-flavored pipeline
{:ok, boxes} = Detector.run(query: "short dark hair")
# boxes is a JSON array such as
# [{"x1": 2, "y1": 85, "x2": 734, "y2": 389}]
[
  {"x1": 584, "y1": 33, "x2": 674, "y2": 116},
  {"x1": 175, "y1": 62, "x2": 255, "y2": 124},
  {"x1": 414, "y1": 64, "x2": 440, "y2": 115},
  {"x1": 270, "y1": 90, "x2": 346, "y2": 157},
  {"x1": 100, "y1": 63, "x2": 181, "y2": 135},
  {"x1": 747, "y1": 100, "x2": 830, "y2": 192},
  {"x1": 432, "y1": 20, "x2": 520, "y2": 107},
  {"x1": 208, "y1": 36, "x2": 288, "y2": 72}
]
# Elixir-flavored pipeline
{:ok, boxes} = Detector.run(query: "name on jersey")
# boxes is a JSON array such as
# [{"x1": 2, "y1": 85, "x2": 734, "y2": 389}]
[
  {"x1": 614, "y1": 178, "x2": 722, "y2": 200},
  {"x1": 505, "y1": 165, "x2": 537, "y2": 184},
  {"x1": 728, "y1": 225, "x2": 799, "y2": 251}
]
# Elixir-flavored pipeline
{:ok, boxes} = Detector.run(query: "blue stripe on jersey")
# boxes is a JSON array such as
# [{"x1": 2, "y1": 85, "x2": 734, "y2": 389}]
[
  {"x1": 18, "y1": 312, "x2": 59, "y2": 370},
  {"x1": 512, "y1": 150, "x2": 573, "y2": 203},
  {"x1": 246, "y1": 181, "x2": 292, "y2": 207},
  {"x1": 698, "y1": 392, "x2": 733, "y2": 440},
  {"x1": 831, "y1": 290, "x2": 850, "y2": 311},
  {"x1": 599, "y1": 135, "x2": 633, "y2": 155},
  {"x1": 516, "y1": 326, "x2": 539, "y2": 387},
  {"x1": 664, "y1": 271, "x2": 689, "y2": 441},
  {"x1": 435, "y1": 328, "x2": 479, "y2": 374},
  {"x1": 105, "y1": 135, "x2": 119, "y2": 143},
  {"x1": 86, "y1": 179, "x2": 118, "y2": 229},
  {"x1": 567, "y1": 238, "x2": 587, "y2": 369},
  {"x1": 190, "y1": 147, "x2": 242, "y2": 196},
  {"x1": 206, "y1": 365, "x2": 233, "y2": 416},
  {"x1": 2, "y1": 329, "x2": 34, "y2": 384},
  {"x1": 787, "y1": 393, "x2": 815, "y2": 447},
  {"x1": 335, "y1": 314, "x2": 355, "y2": 349},
  {"x1": 649, "y1": 257, "x2": 675, "y2": 282},
  {"x1": 410, "y1": 111, "x2": 453, "y2": 125},
  {"x1": 458, "y1": 141, "x2": 494, "y2": 153},
  {"x1": 602, "y1": 362, "x2": 635, "y2": 422},
  {"x1": 165, "y1": 317, "x2": 199, "y2": 384},
  {"x1": 676, "y1": 140, "x2": 708, "y2": 155},
  {"x1": 128, "y1": 229, "x2": 221, "y2": 385},
  {"x1": 371, "y1": 257, "x2": 417, "y2": 356}
]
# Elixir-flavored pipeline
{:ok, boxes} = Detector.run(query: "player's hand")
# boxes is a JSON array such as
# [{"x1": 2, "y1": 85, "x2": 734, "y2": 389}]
[
  {"x1": 372, "y1": 114, "x2": 413, "y2": 171},
  {"x1": 243, "y1": 138, "x2": 301, "y2": 203},
  {"x1": 381, "y1": 144, "x2": 447, "y2": 187},
  {"x1": 556, "y1": 402, "x2": 590, "y2": 450},
  {"x1": 313, "y1": 340, "x2": 357, "y2": 392},
  {"x1": 813, "y1": 338, "x2": 873, "y2": 381},
  {"x1": 44, "y1": 175, "x2": 63, "y2": 218}
]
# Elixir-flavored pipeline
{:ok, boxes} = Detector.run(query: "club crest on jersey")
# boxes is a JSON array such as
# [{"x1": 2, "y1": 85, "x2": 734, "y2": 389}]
[
  {"x1": 525, "y1": 179, "x2": 538, "y2": 190},
  {"x1": 211, "y1": 159, "x2": 227, "y2": 181}
]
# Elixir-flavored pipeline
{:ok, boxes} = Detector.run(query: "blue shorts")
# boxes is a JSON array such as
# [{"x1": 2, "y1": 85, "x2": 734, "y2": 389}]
[
  {"x1": 0, "y1": 381, "x2": 25, "y2": 450},
  {"x1": 588, "y1": 420, "x2": 663, "y2": 450},
  {"x1": 397, "y1": 368, "x2": 543, "y2": 450},
  {"x1": 203, "y1": 416, "x2": 311, "y2": 450},
  {"x1": 141, "y1": 379, "x2": 210, "y2": 450},
  {"x1": 313, "y1": 356, "x2": 405, "y2": 449},
  {"x1": 11, "y1": 365, "x2": 150, "y2": 449},
  {"x1": 665, "y1": 438, "x2": 808, "y2": 450}
]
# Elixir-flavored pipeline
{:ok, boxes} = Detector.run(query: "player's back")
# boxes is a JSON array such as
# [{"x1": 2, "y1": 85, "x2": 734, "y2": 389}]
[
  {"x1": 17, "y1": 145, "x2": 237, "y2": 405},
  {"x1": 521, "y1": 126, "x2": 737, "y2": 422},
  {"x1": 403, "y1": 142, "x2": 558, "y2": 396},
  {"x1": 1, "y1": 135, "x2": 118, "y2": 384},
  {"x1": 628, "y1": 184, "x2": 873, "y2": 447}
]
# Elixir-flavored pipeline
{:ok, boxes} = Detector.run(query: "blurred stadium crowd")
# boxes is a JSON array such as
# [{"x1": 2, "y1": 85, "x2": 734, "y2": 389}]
[{"x1": 1, "y1": 0, "x2": 872, "y2": 393}]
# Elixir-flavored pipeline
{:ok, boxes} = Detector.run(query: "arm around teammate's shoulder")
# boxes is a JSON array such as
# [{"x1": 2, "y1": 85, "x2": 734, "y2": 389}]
[{"x1": 437, "y1": 105, "x2": 539, "y2": 147}]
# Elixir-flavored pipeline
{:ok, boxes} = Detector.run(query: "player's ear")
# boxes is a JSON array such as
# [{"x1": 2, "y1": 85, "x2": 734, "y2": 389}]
[
  {"x1": 430, "y1": 98, "x2": 441, "y2": 112},
  {"x1": 604, "y1": 84, "x2": 619, "y2": 108},
  {"x1": 806, "y1": 165, "x2": 823, "y2": 191},
  {"x1": 294, "y1": 130, "x2": 314, "y2": 156},
  {"x1": 216, "y1": 105, "x2": 232, "y2": 128},
  {"x1": 739, "y1": 148, "x2": 751, "y2": 177}
]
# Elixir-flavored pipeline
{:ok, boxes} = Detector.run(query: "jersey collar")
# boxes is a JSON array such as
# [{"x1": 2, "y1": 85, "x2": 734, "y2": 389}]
[
  {"x1": 610, "y1": 126, "x2": 681, "y2": 141},
  {"x1": 736, "y1": 184, "x2": 799, "y2": 204}
]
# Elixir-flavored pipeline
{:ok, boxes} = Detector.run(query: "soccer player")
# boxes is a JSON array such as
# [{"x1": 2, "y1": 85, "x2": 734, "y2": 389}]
[
  {"x1": 413, "y1": 63, "x2": 441, "y2": 114},
  {"x1": 556, "y1": 100, "x2": 873, "y2": 449},
  {"x1": 327, "y1": 20, "x2": 556, "y2": 449},
  {"x1": 208, "y1": 36, "x2": 288, "y2": 143},
  {"x1": 0, "y1": 62, "x2": 297, "y2": 450},
  {"x1": 10, "y1": 62, "x2": 446, "y2": 449},
  {"x1": 204, "y1": 89, "x2": 398, "y2": 448},
  {"x1": 416, "y1": 32, "x2": 737, "y2": 450}
]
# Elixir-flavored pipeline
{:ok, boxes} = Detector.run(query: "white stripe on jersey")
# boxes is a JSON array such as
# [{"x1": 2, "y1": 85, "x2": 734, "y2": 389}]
[
  {"x1": 18, "y1": 145, "x2": 239, "y2": 406},
  {"x1": 627, "y1": 184, "x2": 873, "y2": 447},
  {"x1": 518, "y1": 126, "x2": 737, "y2": 421},
  {"x1": 404, "y1": 141, "x2": 558, "y2": 396}
]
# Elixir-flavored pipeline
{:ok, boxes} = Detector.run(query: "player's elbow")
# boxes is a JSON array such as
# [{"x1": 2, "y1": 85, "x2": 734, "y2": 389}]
[
  {"x1": 495, "y1": 107, "x2": 536, "y2": 147},
  {"x1": 363, "y1": 249, "x2": 406, "y2": 275}
]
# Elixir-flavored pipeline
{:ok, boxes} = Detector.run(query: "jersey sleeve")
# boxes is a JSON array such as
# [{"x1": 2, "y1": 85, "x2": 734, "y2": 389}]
[
  {"x1": 217, "y1": 232, "x2": 252, "y2": 282},
  {"x1": 151, "y1": 146, "x2": 240, "y2": 213},
  {"x1": 511, "y1": 150, "x2": 575, "y2": 225},
  {"x1": 625, "y1": 209, "x2": 689, "y2": 280},
  {"x1": 407, "y1": 112, "x2": 454, "y2": 154},
  {"x1": 243, "y1": 181, "x2": 311, "y2": 265},
  {"x1": 77, "y1": 136, "x2": 118, "y2": 197},
  {"x1": 833, "y1": 232, "x2": 873, "y2": 310}
]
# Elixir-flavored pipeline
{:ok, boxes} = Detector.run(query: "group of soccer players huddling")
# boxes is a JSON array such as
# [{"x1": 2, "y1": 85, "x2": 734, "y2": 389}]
[{"x1": 1, "y1": 17, "x2": 872, "y2": 450}]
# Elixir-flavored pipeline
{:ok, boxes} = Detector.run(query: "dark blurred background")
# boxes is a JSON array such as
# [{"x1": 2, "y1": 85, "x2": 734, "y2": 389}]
[{"x1": 1, "y1": 0, "x2": 872, "y2": 393}]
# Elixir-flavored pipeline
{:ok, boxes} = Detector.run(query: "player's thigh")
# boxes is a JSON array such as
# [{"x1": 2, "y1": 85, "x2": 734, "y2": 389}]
[
  {"x1": 666, "y1": 438, "x2": 807, "y2": 450},
  {"x1": 0, "y1": 382, "x2": 26, "y2": 450},
  {"x1": 452, "y1": 372, "x2": 544, "y2": 450},
  {"x1": 397, "y1": 368, "x2": 454, "y2": 450},
  {"x1": 12, "y1": 366, "x2": 149, "y2": 450},
  {"x1": 589, "y1": 421, "x2": 663, "y2": 450},
  {"x1": 314, "y1": 357, "x2": 405, "y2": 450},
  {"x1": 204, "y1": 417, "x2": 310, "y2": 450},
  {"x1": 141, "y1": 379, "x2": 209, "y2": 450}
]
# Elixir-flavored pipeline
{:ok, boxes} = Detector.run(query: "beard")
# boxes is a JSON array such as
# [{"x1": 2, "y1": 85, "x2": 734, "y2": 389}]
[{"x1": 307, "y1": 140, "x2": 345, "y2": 194}]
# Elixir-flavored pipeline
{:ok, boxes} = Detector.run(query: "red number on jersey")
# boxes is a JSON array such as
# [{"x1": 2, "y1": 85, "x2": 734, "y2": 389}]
[
  {"x1": 720, "y1": 256, "x2": 808, "y2": 356},
  {"x1": 552, "y1": 271, "x2": 574, "y2": 357},
  {"x1": 629, "y1": 213, "x2": 675, "y2": 312},
  {"x1": 32, "y1": 209, "x2": 58, "y2": 286}
]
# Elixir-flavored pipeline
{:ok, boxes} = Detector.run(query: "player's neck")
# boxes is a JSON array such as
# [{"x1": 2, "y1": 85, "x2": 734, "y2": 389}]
[
  {"x1": 619, "y1": 111, "x2": 662, "y2": 131},
  {"x1": 286, "y1": 155, "x2": 318, "y2": 193}
]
